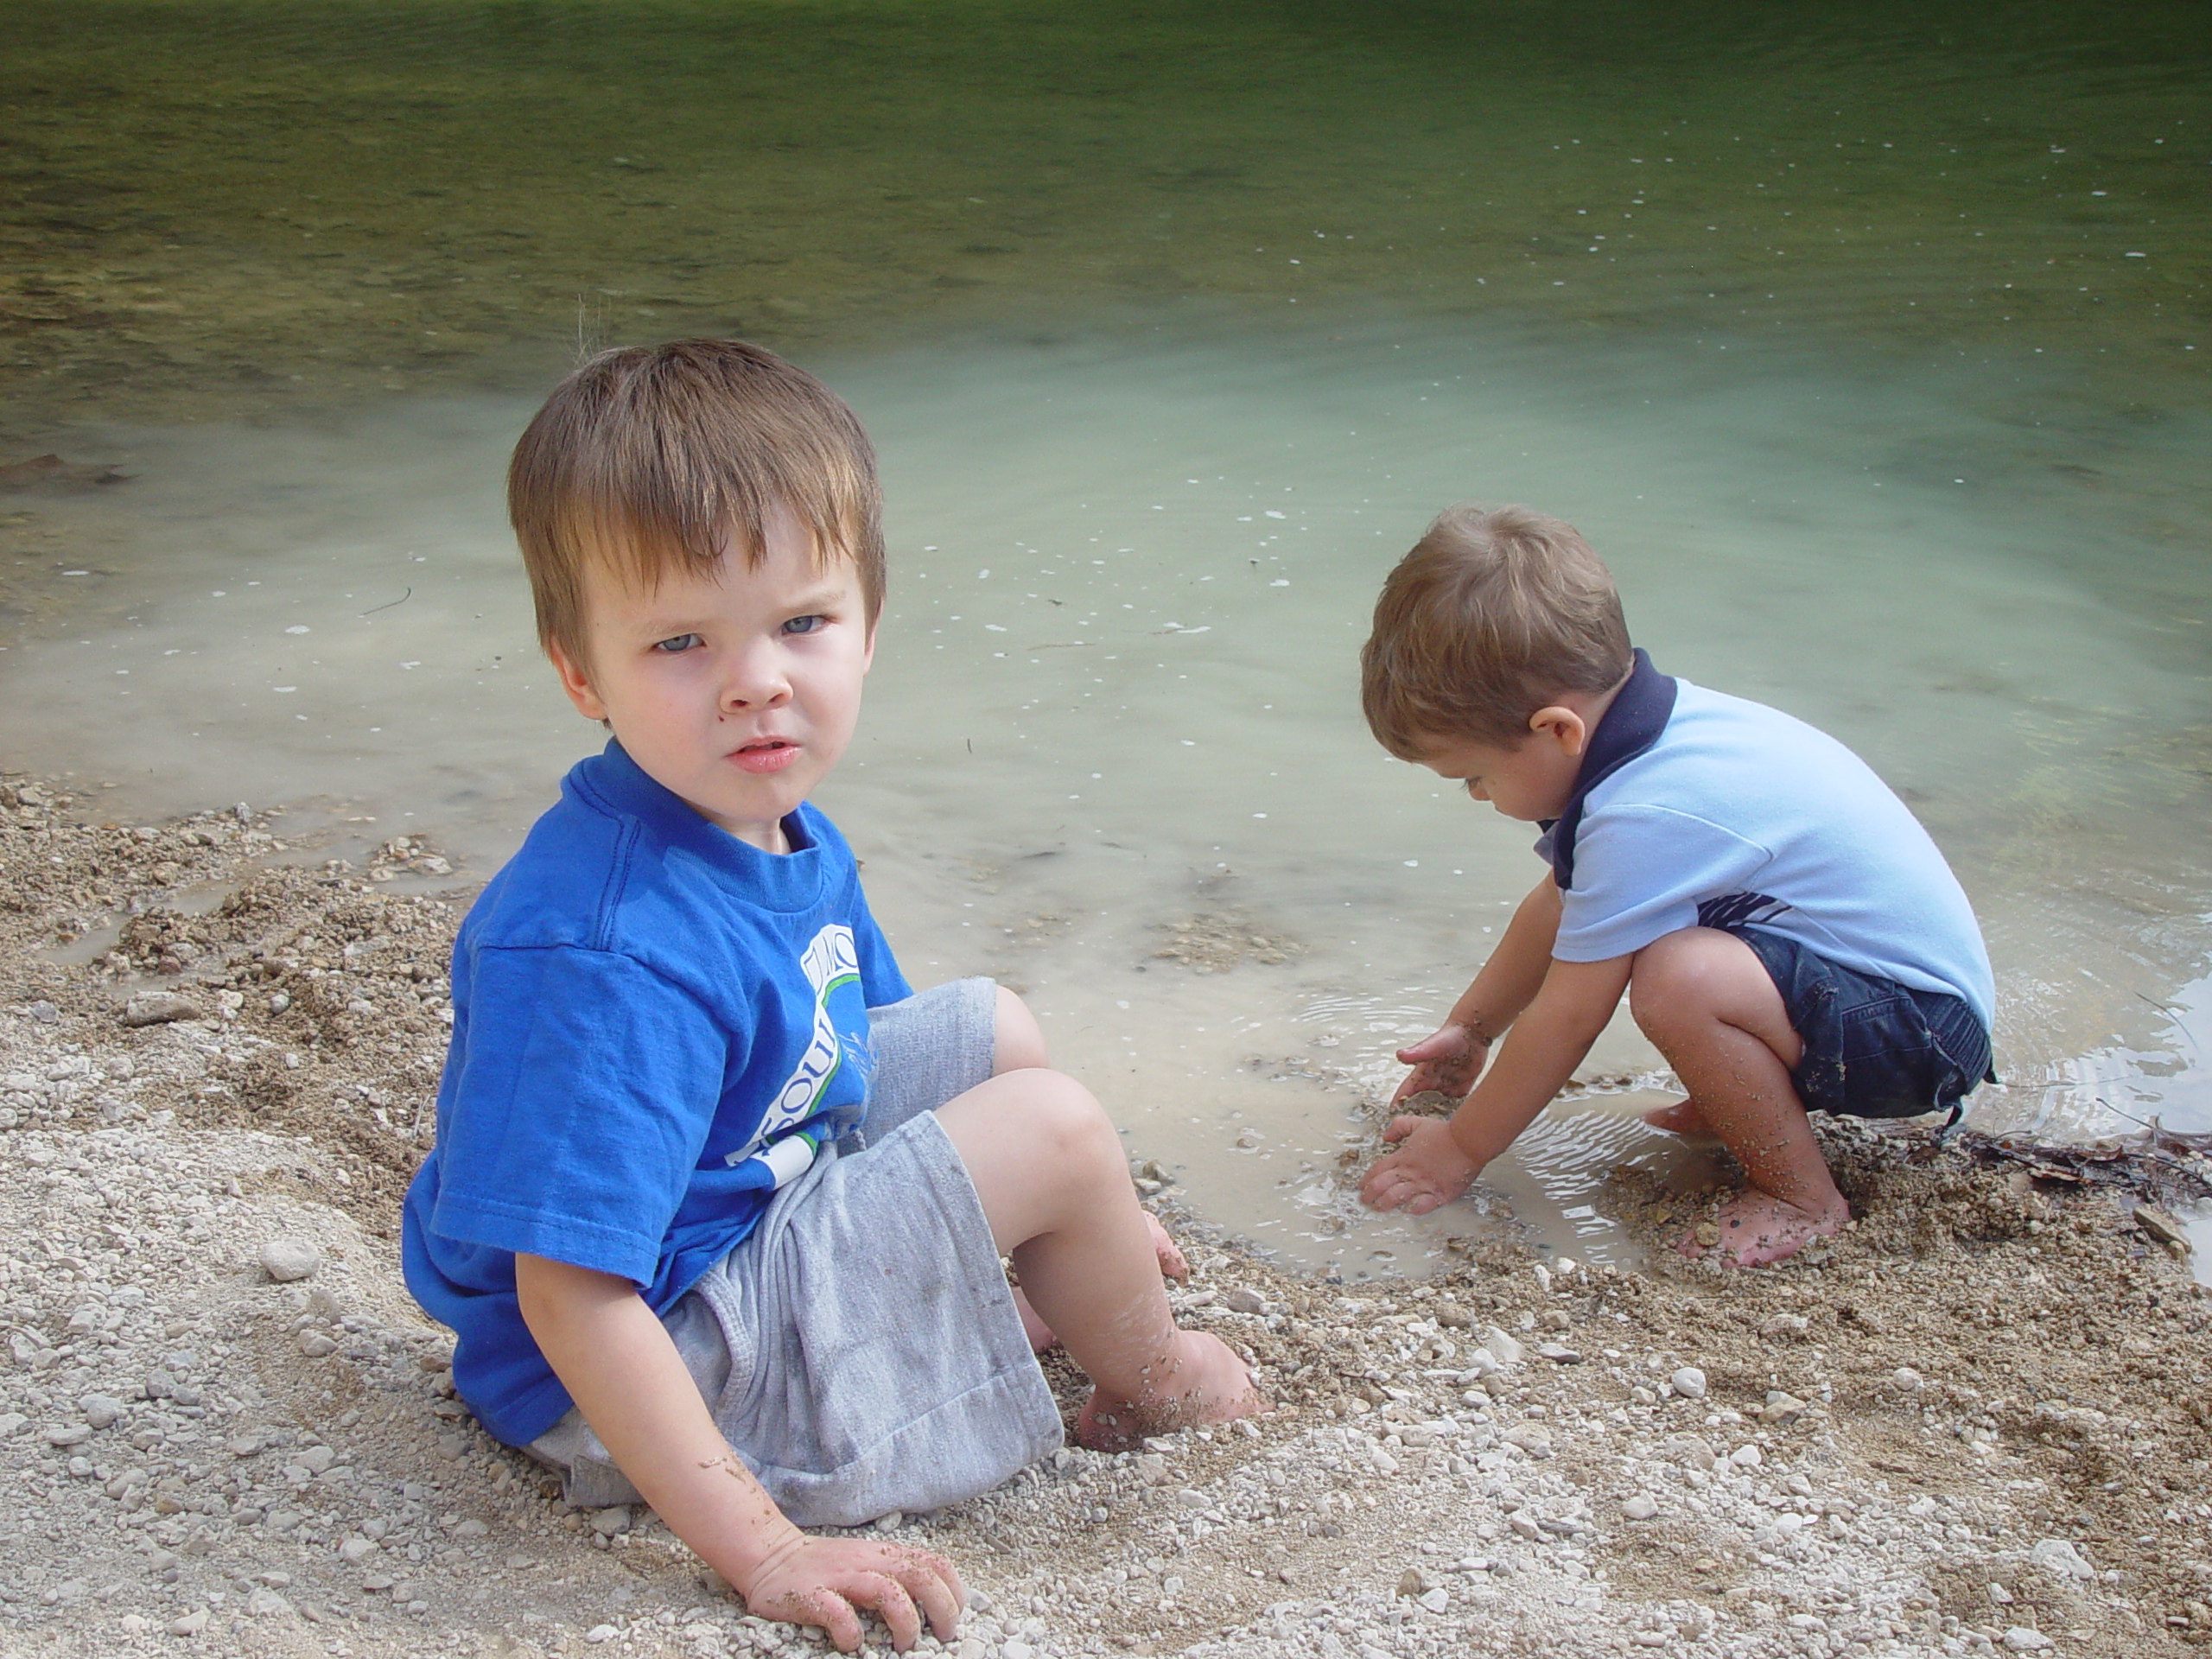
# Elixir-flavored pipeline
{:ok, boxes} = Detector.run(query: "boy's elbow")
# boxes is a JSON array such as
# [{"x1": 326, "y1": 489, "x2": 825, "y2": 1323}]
[{"x1": 514, "y1": 1254, "x2": 629, "y2": 1337}]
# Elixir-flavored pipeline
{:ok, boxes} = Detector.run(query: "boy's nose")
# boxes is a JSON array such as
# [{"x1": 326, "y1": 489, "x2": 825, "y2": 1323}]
[{"x1": 718, "y1": 645, "x2": 791, "y2": 709}]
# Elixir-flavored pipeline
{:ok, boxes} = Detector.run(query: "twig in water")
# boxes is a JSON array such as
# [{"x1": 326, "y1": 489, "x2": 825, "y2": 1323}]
[{"x1": 359, "y1": 588, "x2": 411, "y2": 616}]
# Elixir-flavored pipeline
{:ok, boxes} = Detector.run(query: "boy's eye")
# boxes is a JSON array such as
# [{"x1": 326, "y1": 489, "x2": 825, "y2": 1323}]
[
  {"x1": 781, "y1": 613, "x2": 825, "y2": 636},
  {"x1": 652, "y1": 633, "x2": 703, "y2": 653}
]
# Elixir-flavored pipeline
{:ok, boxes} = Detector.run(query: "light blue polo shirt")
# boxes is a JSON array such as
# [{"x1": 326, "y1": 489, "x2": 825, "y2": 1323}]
[{"x1": 1540, "y1": 656, "x2": 1993, "y2": 1028}]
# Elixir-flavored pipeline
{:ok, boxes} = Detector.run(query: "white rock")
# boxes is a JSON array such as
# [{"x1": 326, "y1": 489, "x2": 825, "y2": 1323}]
[
  {"x1": 121, "y1": 991, "x2": 203, "y2": 1027},
  {"x1": 1222, "y1": 1286, "x2": 1267, "y2": 1314},
  {"x1": 1417, "y1": 1587, "x2": 1450, "y2": 1613},
  {"x1": 79, "y1": 1394, "x2": 126, "y2": 1429},
  {"x1": 1501, "y1": 1423, "x2": 1553, "y2": 1459},
  {"x1": 584, "y1": 1625, "x2": 618, "y2": 1645},
  {"x1": 260, "y1": 1238, "x2": 321, "y2": 1282},
  {"x1": 338, "y1": 1536, "x2": 378, "y2": 1563},
  {"x1": 2001, "y1": 1629, "x2": 2055, "y2": 1651},
  {"x1": 1729, "y1": 1444, "x2": 1764, "y2": 1467},
  {"x1": 1669, "y1": 1366, "x2": 1707, "y2": 1400},
  {"x1": 296, "y1": 1331, "x2": 339, "y2": 1357},
  {"x1": 168, "y1": 1611, "x2": 209, "y2": 1637},
  {"x1": 2028, "y1": 1538, "x2": 2095, "y2": 1582},
  {"x1": 1621, "y1": 1495, "x2": 1659, "y2": 1521},
  {"x1": 1893, "y1": 1366, "x2": 1923, "y2": 1390},
  {"x1": 1480, "y1": 1326, "x2": 1525, "y2": 1366}
]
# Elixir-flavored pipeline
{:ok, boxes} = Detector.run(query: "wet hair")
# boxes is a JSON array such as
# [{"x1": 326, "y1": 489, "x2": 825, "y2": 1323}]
[
  {"x1": 1361, "y1": 503, "x2": 1632, "y2": 756},
  {"x1": 507, "y1": 338, "x2": 884, "y2": 667}
]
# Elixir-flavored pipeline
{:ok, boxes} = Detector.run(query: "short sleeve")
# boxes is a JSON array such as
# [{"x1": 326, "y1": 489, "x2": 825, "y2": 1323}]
[
  {"x1": 851, "y1": 895, "x2": 912, "y2": 1008},
  {"x1": 1552, "y1": 804, "x2": 1773, "y2": 963},
  {"x1": 427, "y1": 944, "x2": 729, "y2": 1286}
]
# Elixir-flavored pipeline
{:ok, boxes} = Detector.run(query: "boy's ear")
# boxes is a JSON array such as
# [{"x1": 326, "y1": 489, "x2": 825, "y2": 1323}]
[
  {"x1": 1528, "y1": 704, "x2": 1591, "y2": 759},
  {"x1": 546, "y1": 639, "x2": 611, "y2": 723}
]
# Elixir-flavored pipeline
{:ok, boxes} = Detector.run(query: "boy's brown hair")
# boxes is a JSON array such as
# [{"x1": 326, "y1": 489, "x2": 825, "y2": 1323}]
[
  {"x1": 508, "y1": 339, "x2": 885, "y2": 667},
  {"x1": 1361, "y1": 503, "x2": 1631, "y2": 756}
]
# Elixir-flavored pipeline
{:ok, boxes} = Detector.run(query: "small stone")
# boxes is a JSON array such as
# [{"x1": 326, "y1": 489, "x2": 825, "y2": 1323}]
[
  {"x1": 1535, "y1": 1343, "x2": 1583, "y2": 1364},
  {"x1": 585, "y1": 1624, "x2": 618, "y2": 1644},
  {"x1": 2029, "y1": 1538, "x2": 2095, "y2": 1582},
  {"x1": 1397, "y1": 1568, "x2": 1433, "y2": 1597},
  {"x1": 268, "y1": 992, "x2": 292, "y2": 1014},
  {"x1": 43, "y1": 1423, "x2": 91, "y2": 1447},
  {"x1": 1762, "y1": 1391, "x2": 1808, "y2": 1426},
  {"x1": 1693, "y1": 1221, "x2": 1721, "y2": 1248},
  {"x1": 1501, "y1": 1423, "x2": 1553, "y2": 1459},
  {"x1": 1988, "y1": 1584, "x2": 2015, "y2": 1605},
  {"x1": 1480, "y1": 1325, "x2": 1525, "y2": 1366},
  {"x1": 338, "y1": 1536, "x2": 378, "y2": 1563},
  {"x1": 1729, "y1": 1444, "x2": 1764, "y2": 1467},
  {"x1": 360, "y1": 1574, "x2": 394, "y2": 1592},
  {"x1": 1759, "y1": 1313, "x2": 1811, "y2": 1341},
  {"x1": 874, "y1": 1511, "x2": 904, "y2": 1531},
  {"x1": 79, "y1": 1394, "x2": 126, "y2": 1429},
  {"x1": 29, "y1": 1000, "x2": 59, "y2": 1024},
  {"x1": 296, "y1": 1331, "x2": 338, "y2": 1357},
  {"x1": 245, "y1": 1586, "x2": 292, "y2": 1617},
  {"x1": 590, "y1": 1506, "x2": 632, "y2": 1538},
  {"x1": 1136, "y1": 1453, "x2": 1168, "y2": 1485},
  {"x1": 2001, "y1": 1629, "x2": 2055, "y2": 1652},
  {"x1": 1622, "y1": 1495, "x2": 1659, "y2": 1521},
  {"x1": 1893, "y1": 1367, "x2": 1923, "y2": 1391},
  {"x1": 1507, "y1": 1509, "x2": 1542, "y2": 1540},
  {"x1": 0, "y1": 1413, "x2": 29, "y2": 1438},
  {"x1": 2134, "y1": 1204, "x2": 2190, "y2": 1253},
  {"x1": 1669, "y1": 1366, "x2": 1707, "y2": 1400},
  {"x1": 1222, "y1": 1286, "x2": 1266, "y2": 1315},
  {"x1": 260, "y1": 1238, "x2": 321, "y2": 1282},
  {"x1": 453, "y1": 1518, "x2": 488, "y2": 1537},
  {"x1": 121, "y1": 991, "x2": 203, "y2": 1027},
  {"x1": 1433, "y1": 1301, "x2": 1472, "y2": 1329},
  {"x1": 168, "y1": 1611, "x2": 209, "y2": 1637},
  {"x1": 1417, "y1": 1587, "x2": 1450, "y2": 1613}
]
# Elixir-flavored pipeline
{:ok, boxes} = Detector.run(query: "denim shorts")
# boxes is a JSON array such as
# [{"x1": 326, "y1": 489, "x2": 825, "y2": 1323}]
[{"x1": 1726, "y1": 927, "x2": 1993, "y2": 1122}]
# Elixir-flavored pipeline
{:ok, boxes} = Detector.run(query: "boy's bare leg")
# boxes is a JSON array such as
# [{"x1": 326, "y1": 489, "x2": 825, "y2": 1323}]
[
  {"x1": 1630, "y1": 929, "x2": 1848, "y2": 1267},
  {"x1": 935, "y1": 1069, "x2": 1262, "y2": 1447},
  {"x1": 990, "y1": 987, "x2": 1185, "y2": 1352}
]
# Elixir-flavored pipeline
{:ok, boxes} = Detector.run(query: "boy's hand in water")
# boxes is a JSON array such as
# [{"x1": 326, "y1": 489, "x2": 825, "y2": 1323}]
[
  {"x1": 1390, "y1": 1022, "x2": 1491, "y2": 1105},
  {"x1": 1359, "y1": 1116, "x2": 1479, "y2": 1215}
]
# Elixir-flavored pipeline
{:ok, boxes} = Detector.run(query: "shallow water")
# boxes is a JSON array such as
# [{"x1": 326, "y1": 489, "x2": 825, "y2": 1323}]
[{"x1": 2, "y1": 1, "x2": 2207, "y2": 1274}]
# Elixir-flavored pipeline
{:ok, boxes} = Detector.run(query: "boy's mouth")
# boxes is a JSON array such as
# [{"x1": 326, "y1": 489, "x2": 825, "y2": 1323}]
[{"x1": 732, "y1": 739, "x2": 800, "y2": 775}]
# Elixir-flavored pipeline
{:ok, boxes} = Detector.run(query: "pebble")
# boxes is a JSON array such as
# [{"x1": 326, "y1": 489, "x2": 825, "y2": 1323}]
[
  {"x1": 1417, "y1": 1587, "x2": 1450, "y2": 1613},
  {"x1": 1893, "y1": 1367, "x2": 1923, "y2": 1391},
  {"x1": 167, "y1": 1611, "x2": 209, "y2": 1637},
  {"x1": 1481, "y1": 1325, "x2": 1525, "y2": 1366},
  {"x1": 585, "y1": 1624, "x2": 618, "y2": 1644},
  {"x1": 1730, "y1": 1445, "x2": 1764, "y2": 1467},
  {"x1": 43, "y1": 1423, "x2": 91, "y2": 1447},
  {"x1": 1763, "y1": 1391, "x2": 1808, "y2": 1426},
  {"x1": 1222, "y1": 1286, "x2": 1267, "y2": 1314},
  {"x1": 2029, "y1": 1538, "x2": 2095, "y2": 1581},
  {"x1": 1760, "y1": 1313, "x2": 1812, "y2": 1341},
  {"x1": 297, "y1": 1331, "x2": 339, "y2": 1357},
  {"x1": 1535, "y1": 1343, "x2": 1584, "y2": 1364},
  {"x1": 79, "y1": 1394, "x2": 125, "y2": 1429},
  {"x1": 1669, "y1": 1366, "x2": 1708, "y2": 1400},
  {"x1": 120, "y1": 991, "x2": 203, "y2": 1027},
  {"x1": 1622, "y1": 1495, "x2": 1659, "y2": 1521},
  {"x1": 2002, "y1": 1629, "x2": 2055, "y2": 1651},
  {"x1": 1501, "y1": 1424, "x2": 1553, "y2": 1459},
  {"x1": 260, "y1": 1237, "x2": 322, "y2": 1282}
]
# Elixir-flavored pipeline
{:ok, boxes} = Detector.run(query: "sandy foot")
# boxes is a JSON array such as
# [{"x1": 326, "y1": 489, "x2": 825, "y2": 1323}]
[
  {"x1": 1676, "y1": 1185, "x2": 1848, "y2": 1268},
  {"x1": 1072, "y1": 1331, "x2": 1265, "y2": 1452}
]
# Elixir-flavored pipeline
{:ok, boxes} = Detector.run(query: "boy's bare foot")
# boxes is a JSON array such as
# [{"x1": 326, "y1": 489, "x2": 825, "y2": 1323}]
[
  {"x1": 1643, "y1": 1098, "x2": 1713, "y2": 1135},
  {"x1": 1072, "y1": 1331, "x2": 1264, "y2": 1451},
  {"x1": 1015, "y1": 1212, "x2": 1191, "y2": 1353},
  {"x1": 1676, "y1": 1186, "x2": 1847, "y2": 1267}
]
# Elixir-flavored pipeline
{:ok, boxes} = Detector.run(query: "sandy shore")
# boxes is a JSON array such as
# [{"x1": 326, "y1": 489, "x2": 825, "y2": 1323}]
[{"x1": 3, "y1": 770, "x2": 2211, "y2": 1659}]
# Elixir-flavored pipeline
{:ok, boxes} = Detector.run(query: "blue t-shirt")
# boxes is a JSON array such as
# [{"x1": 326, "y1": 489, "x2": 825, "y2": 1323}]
[
  {"x1": 1537, "y1": 653, "x2": 1993, "y2": 1028},
  {"x1": 401, "y1": 741, "x2": 911, "y2": 1446}
]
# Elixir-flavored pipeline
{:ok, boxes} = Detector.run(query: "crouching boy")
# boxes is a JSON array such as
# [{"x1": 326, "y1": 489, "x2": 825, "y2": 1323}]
[
  {"x1": 402, "y1": 340, "x2": 1259, "y2": 1652},
  {"x1": 1354, "y1": 505, "x2": 1995, "y2": 1267}
]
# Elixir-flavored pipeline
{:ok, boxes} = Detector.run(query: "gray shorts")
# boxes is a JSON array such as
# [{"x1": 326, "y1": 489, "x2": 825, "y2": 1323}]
[{"x1": 528, "y1": 976, "x2": 1061, "y2": 1526}]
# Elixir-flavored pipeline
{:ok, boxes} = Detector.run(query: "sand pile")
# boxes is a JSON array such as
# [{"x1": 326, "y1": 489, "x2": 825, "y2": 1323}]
[{"x1": 3, "y1": 772, "x2": 2210, "y2": 1659}]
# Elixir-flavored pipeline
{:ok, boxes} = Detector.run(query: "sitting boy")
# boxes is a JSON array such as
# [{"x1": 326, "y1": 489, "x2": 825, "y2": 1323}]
[
  {"x1": 1353, "y1": 504, "x2": 1994, "y2": 1267},
  {"x1": 401, "y1": 340, "x2": 1258, "y2": 1653}
]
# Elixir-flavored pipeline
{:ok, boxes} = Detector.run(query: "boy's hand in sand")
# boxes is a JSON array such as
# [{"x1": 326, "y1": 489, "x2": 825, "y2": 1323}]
[
  {"x1": 1390, "y1": 1022, "x2": 1491, "y2": 1106},
  {"x1": 1359, "y1": 1116, "x2": 1479, "y2": 1214},
  {"x1": 741, "y1": 1533, "x2": 966, "y2": 1654}
]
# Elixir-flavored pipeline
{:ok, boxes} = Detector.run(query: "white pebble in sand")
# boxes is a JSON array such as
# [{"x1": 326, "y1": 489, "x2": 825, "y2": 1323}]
[
  {"x1": 1621, "y1": 1495, "x2": 1659, "y2": 1521},
  {"x1": 1669, "y1": 1366, "x2": 1707, "y2": 1399},
  {"x1": 259, "y1": 1237, "x2": 321, "y2": 1282}
]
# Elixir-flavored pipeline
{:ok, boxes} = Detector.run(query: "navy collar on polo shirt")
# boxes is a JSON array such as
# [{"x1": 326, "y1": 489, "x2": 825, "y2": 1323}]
[{"x1": 1537, "y1": 648, "x2": 1678, "y2": 892}]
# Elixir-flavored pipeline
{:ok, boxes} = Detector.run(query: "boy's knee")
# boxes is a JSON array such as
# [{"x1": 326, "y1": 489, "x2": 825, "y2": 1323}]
[
  {"x1": 1628, "y1": 928, "x2": 1733, "y2": 1034},
  {"x1": 992, "y1": 983, "x2": 1049, "y2": 1074}
]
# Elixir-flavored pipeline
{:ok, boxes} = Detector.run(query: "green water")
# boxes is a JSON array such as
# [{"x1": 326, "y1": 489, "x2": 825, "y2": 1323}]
[
  {"x1": 3, "y1": 0, "x2": 2204, "y2": 425},
  {"x1": 2, "y1": 1, "x2": 2207, "y2": 1269}
]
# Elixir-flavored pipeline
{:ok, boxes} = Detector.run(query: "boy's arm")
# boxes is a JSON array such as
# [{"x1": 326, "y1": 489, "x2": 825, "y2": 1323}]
[
  {"x1": 1360, "y1": 952, "x2": 1632, "y2": 1215},
  {"x1": 1392, "y1": 875, "x2": 1563, "y2": 1105},
  {"x1": 515, "y1": 1255, "x2": 963, "y2": 1655}
]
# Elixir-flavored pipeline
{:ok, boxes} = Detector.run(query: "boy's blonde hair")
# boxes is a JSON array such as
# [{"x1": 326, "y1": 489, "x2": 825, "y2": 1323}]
[
  {"x1": 508, "y1": 339, "x2": 885, "y2": 668},
  {"x1": 1362, "y1": 503, "x2": 1631, "y2": 756}
]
